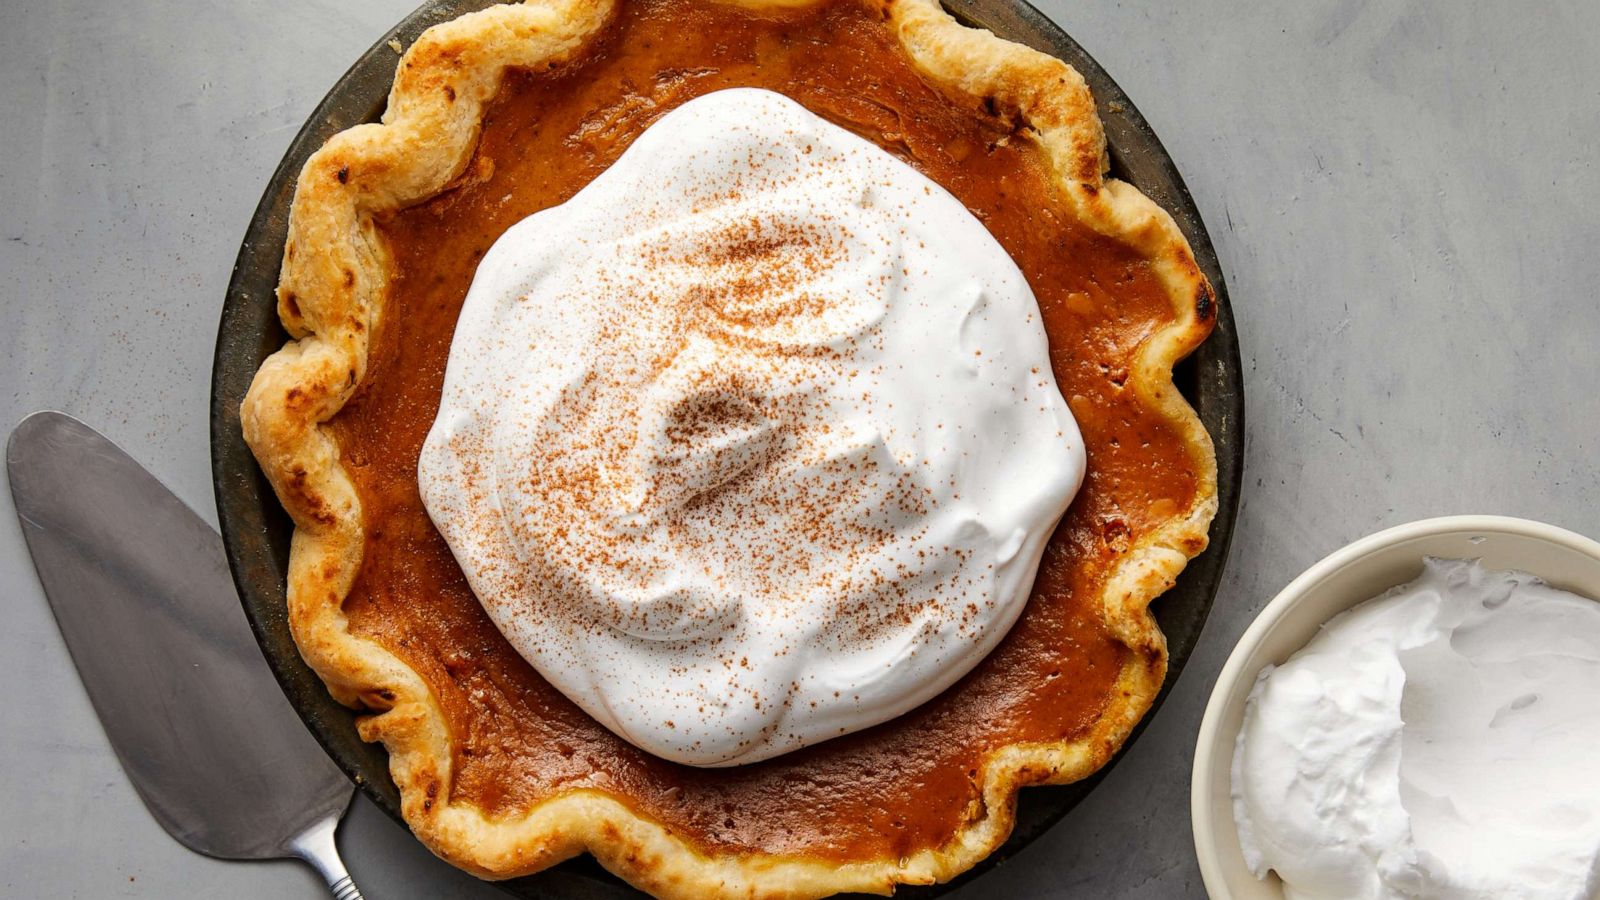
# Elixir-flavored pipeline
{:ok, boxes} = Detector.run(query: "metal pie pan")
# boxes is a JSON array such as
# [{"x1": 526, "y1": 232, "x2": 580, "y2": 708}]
[{"x1": 210, "y1": 1, "x2": 1244, "y2": 896}]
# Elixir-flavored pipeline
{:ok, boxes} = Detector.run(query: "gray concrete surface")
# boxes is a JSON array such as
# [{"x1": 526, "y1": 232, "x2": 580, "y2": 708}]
[{"x1": 4, "y1": 0, "x2": 1598, "y2": 897}]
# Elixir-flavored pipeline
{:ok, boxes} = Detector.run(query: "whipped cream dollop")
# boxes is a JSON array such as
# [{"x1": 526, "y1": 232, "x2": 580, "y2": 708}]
[
  {"x1": 418, "y1": 89, "x2": 1084, "y2": 767},
  {"x1": 1232, "y1": 557, "x2": 1600, "y2": 900}
]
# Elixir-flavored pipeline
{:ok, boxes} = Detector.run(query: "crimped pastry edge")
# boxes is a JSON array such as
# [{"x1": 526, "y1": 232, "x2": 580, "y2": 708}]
[{"x1": 239, "y1": 0, "x2": 1219, "y2": 896}]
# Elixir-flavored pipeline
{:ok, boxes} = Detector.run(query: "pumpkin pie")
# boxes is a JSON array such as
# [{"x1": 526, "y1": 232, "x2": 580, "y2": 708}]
[{"x1": 240, "y1": 0, "x2": 1218, "y2": 896}]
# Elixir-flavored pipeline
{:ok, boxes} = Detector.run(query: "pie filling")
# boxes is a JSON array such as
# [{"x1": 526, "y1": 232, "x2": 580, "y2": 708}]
[
  {"x1": 417, "y1": 87, "x2": 1086, "y2": 768},
  {"x1": 327, "y1": 0, "x2": 1200, "y2": 862}
]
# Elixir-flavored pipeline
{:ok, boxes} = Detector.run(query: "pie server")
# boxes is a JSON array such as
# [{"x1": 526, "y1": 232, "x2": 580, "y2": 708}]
[{"x1": 7, "y1": 411, "x2": 364, "y2": 899}]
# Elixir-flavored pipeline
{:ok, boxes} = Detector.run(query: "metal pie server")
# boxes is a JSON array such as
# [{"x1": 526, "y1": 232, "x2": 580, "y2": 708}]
[{"x1": 7, "y1": 411, "x2": 363, "y2": 899}]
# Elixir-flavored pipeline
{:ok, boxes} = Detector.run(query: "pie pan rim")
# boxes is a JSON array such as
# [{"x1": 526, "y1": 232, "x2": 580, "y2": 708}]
[{"x1": 211, "y1": 0, "x2": 1243, "y2": 896}]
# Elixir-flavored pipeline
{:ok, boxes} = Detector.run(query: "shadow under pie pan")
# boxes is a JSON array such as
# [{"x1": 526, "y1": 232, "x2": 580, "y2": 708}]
[{"x1": 209, "y1": 0, "x2": 1244, "y2": 895}]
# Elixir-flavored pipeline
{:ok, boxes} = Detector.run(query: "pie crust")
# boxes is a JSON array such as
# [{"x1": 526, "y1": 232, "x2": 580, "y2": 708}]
[{"x1": 240, "y1": 0, "x2": 1219, "y2": 896}]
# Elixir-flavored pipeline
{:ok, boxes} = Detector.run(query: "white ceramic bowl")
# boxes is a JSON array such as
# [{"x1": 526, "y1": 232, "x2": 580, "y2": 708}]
[{"x1": 1190, "y1": 514, "x2": 1600, "y2": 899}]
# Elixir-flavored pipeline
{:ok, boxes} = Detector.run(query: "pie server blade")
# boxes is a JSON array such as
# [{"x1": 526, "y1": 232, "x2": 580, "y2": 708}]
[{"x1": 7, "y1": 411, "x2": 364, "y2": 898}]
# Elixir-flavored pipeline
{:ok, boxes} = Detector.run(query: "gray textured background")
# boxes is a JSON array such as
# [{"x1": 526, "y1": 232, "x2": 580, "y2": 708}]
[{"x1": 4, "y1": 0, "x2": 1598, "y2": 897}]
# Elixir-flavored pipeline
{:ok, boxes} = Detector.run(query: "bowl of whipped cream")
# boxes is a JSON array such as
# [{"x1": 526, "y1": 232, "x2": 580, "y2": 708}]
[{"x1": 1192, "y1": 515, "x2": 1600, "y2": 900}]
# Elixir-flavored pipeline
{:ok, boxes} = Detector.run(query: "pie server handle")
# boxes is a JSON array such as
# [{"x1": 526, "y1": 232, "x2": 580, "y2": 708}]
[{"x1": 286, "y1": 809, "x2": 366, "y2": 899}]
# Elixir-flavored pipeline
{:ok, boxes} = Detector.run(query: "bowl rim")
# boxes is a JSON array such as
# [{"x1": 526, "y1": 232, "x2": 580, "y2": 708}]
[{"x1": 1190, "y1": 513, "x2": 1600, "y2": 899}]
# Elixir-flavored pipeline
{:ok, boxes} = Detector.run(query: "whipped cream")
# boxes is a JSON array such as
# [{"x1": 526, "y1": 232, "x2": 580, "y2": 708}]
[
  {"x1": 1232, "y1": 557, "x2": 1600, "y2": 900},
  {"x1": 418, "y1": 89, "x2": 1084, "y2": 767}
]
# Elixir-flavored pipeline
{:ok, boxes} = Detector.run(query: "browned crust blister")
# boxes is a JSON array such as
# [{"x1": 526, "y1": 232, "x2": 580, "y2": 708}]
[{"x1": 240, "y1": 0, "x2": 1218, "y2": 896}]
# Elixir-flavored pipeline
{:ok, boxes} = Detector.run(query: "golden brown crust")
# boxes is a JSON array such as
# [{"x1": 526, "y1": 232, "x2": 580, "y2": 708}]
[{"x1": 240, "y1": 0, "x2": 1218, "y2": 896}]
